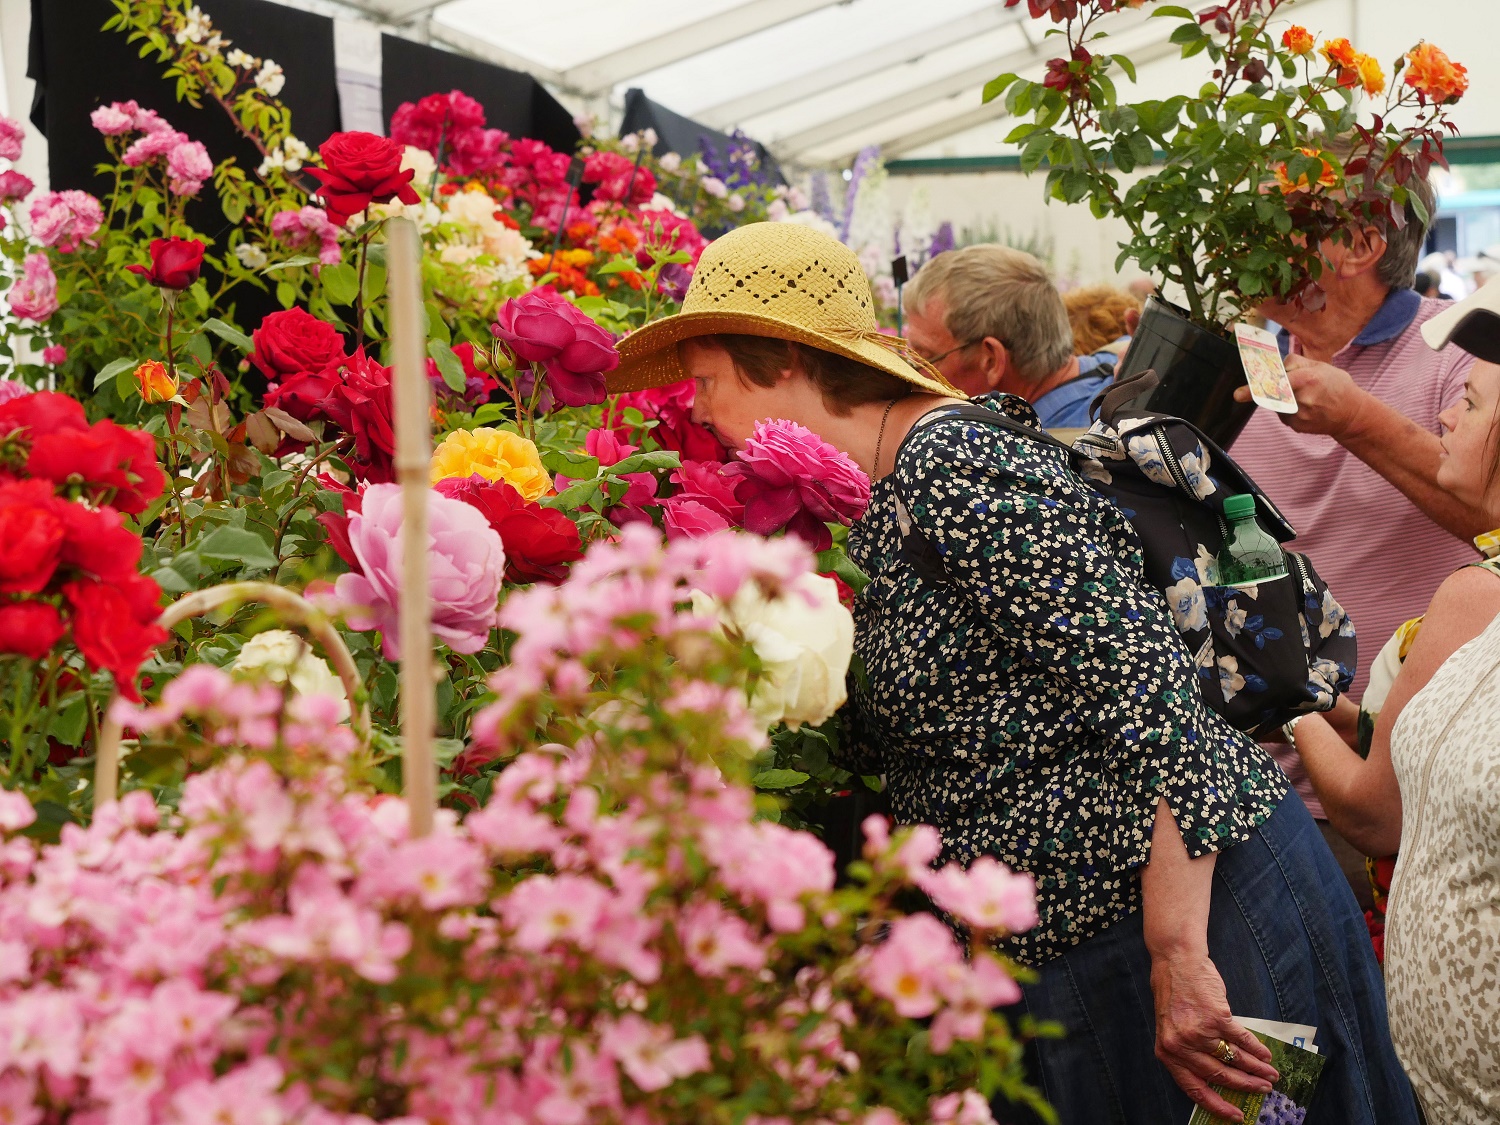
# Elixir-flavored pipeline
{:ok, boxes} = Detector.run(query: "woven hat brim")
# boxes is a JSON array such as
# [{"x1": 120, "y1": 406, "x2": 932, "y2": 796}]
[{"x1": 609, "y1": 309, "x2": 962, "y2": 398}]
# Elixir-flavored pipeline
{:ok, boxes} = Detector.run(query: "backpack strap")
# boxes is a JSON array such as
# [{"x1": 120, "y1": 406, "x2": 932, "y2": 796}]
[{"x1": 888, "y1": 403, "x2": 1076, "y2": 585}]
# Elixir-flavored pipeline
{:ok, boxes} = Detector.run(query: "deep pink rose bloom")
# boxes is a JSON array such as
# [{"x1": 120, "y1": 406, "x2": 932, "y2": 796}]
[
  {"x1": 390, "y1": 90, "x2": 509, "y2": 177},
  {"x1": 670, "y1": 460, "x2": 743, "y2": 523},
  {"x1": 166, "y1": 140, "x2": 213, "y2": 196},
  {"x1": 41, "y1": 345, "x2": 66, "y2": 366},
  {"x1": 606, "y1": 379, "x2": 727, "y2": 462},
  {"x1": 334, "y1": 483, "x2": 504, "y2": 659},
  {"x1": 0, "y1": 171, "x2": 33, "y2": 202},
  {"x1": 0, "y1": 116, "x2": 23, "y2": 161},
  {"x1": 663, "y1": 497, "x2": 734, "y2": 539},
  {"x1": 584, "y1": 150, "x2": 656, "y2": 206},
  {"x1": 491, "y1": 286, "x2": 619, "y2": 408},
  {"x1": 28, "y1": 190, "x2": 103, "y2": 252},
  {"x1": 724, "y1": 419, "x2": 871, "y2": 551},
  {"x1": 9, "y1": 253, "x2": 57, "y2": 322}
]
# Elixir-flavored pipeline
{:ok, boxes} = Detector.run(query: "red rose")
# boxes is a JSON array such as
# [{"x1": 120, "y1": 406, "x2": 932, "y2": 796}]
[
  {"x1": 27, "y1": 419, "x2": 166, "y2": 515},
  {"x1": 54, "y1": 500, "x2": 145, "y2": 584},
  {"x1": 306, "y1": 132, "x2": 420, "y2": 226},
  {"x1": 605, "y1": 380, "x2": 727, "y2": 463},
  {"x1": 319, "y1": 349, "x2": 396, "y2": 483},
  {"x1": 125, "y1": 237, "x2": 205, "y2": 290},
  {"x1": 0, "y1": 479, "x2": 65, "y2": 593},
  {"x1": 584, "y1": 150, "x2": 657, "y2": 206},
  {"x1": 434, "y1": 475, "x2": 584, "y2": 585},
  {"x1": 63, "y1": 578, "x2": 167, "y2": 701},
  {"x1": 263, "y1": 367, "x2": 341, "y2": 425},
  {"x1": 252, "y1": 307, "x2": 347, "y2": 383},
  {"x1": 0, "y1": 389, "x2": 88, "y2": 443},
  {"x1": 491, "y1": 286, "x2": 618, "y2": 408},
  {"x1": 0, "y1": 599, "x2": 65, "y2": 660}
]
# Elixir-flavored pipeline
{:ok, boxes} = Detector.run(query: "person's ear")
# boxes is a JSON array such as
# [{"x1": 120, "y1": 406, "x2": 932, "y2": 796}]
[
  {"x1": 977, "y1": 337, "x2": 1009, "y2": 391},
  {"x1": 1339, "y1": 227, "x2": 1388, "y2": 279},
  {"x1": 780, "y1": 342, "x2": 808, "y2": 385}
]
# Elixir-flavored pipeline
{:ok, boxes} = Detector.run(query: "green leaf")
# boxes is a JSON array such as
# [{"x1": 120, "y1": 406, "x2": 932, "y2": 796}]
[
  {"x1": 1112, "y1": 53, "x2": 1137, "y2": 83},
  {"x1": 595, "y1": 259, "x2": 638, "y2": 275},
  {"x1": 541, "y1": 449, "x2": 601, "y2": 477},
  {"x1": 93, "y1": 356, "x2": 138, "y2": 389},
  {"x1": 426, "y1": 340, "x2": 467, "y2": 393},
  {"x1": 815, "y1": 548, "x2": 870, "y2": 595},
  {"x1": 1151, "y1": 3, "x2": 1195, "y2": 16},
  {"x1": 196, "y1": 525, "x2": 278, "y2": 571},
  {"x1": 753, "y1": 769, "x2": 811, "y2": 790},
  {"x1": 202, "y1": 317, "x2": 254, "y2": 354},
  {"x1": 320, "y1": 263, "x2": 358, "y2": 306},
  {"x1": 49, "y1": 695, "x2": 89, "y2": 747},
  {"x1": 609, "y1": 450, "x2": 681, "y2": 475},
  {"x1": 981, "y1": 72, "x2": 1019, "y2": 104},
  {"x1": 261, "y1": 254, "x2": 320, "y2": 273},
  {"x1": 545, "y1": 477, "x2": 602, "y2": 511},
  {"x1": 1169, "y1": 23, "x2": 1204, "y2": 46},
  {"x1": 362, "y1": 262, "x2": 387, "y2": 304},
  {"x1": 425, "y1": 302, "x2": 451, "y2": 345},
  {"x1": 183, "y1": 332, "x2": 212, "y2": 366}
]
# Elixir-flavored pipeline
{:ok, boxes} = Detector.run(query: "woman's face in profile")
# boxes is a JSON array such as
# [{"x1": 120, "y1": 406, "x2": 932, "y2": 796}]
[
  {"x1": 1437, "y1": 358, "x2": 1500, "y2": 509},
  {"x1": 680, "y1": 339, "x2": 799, "y2": 451}
]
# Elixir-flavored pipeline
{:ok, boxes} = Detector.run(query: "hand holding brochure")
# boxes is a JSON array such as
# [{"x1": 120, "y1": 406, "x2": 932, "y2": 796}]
[{"x1": 1186, "y1": 1018, "x2": 1325, "y2": 1125}]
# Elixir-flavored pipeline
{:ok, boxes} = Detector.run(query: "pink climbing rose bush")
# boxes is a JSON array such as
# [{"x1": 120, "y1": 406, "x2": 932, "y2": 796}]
[{"x1": 0, "y1": 527, "x2": 1046, "y2": 1125}]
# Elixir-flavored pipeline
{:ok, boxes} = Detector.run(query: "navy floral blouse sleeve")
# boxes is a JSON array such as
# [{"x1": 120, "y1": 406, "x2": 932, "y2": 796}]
[{"x1": 844, "y1": 397, "x2": 1287, "y2": 968}]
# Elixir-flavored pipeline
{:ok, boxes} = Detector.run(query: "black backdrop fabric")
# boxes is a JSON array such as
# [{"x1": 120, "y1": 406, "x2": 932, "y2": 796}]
[
  {"x1": 618, "y1": 87, "x2": 784, "y2": 186},
  {"x1": 379, "y1": 36, "x2": 579, "y2": 156}
]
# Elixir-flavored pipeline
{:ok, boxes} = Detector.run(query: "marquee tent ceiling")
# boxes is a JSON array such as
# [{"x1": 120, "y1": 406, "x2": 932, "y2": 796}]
[{"x1": 286, "y1": 0, "x2": 1500, "y2": 170}]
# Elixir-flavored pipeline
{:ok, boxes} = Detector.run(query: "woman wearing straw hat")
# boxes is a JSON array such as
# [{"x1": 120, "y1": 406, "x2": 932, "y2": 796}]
[{"x1": 610, "y1": 222, "x2": 1416, "y2": 1125}]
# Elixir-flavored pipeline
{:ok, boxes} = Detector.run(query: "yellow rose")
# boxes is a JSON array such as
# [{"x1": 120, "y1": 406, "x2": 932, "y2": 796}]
[{"x1": 430, "y1": 426, "x2": 551, "y2": 500}]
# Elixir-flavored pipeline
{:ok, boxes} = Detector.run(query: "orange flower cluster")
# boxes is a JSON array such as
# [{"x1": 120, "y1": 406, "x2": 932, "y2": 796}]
[
  {"x1": 529, "y1": 251, "x2": 599, "y2": 298},
  {"x1": 1320, "y1": 37, "x2": 1384, "y2": 95},
  {"x1": 1404, "y1": 42, "x2": 1468, "y2": 104},
  {"x1": 1274, "y1": 147, "x2": 1340, "y2": 195},
  {"x1": 1281, "y1": 26, "x2": 1314, "y2": 57}
]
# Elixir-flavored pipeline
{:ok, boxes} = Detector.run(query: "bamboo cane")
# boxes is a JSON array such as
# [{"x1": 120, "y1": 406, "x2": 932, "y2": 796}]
[
  {"x1": 94, "y1": 581, "x2": 372, "y2": 805},
  {"x1": 385, "y1": 216, "x2": 437, "y2": 839}
]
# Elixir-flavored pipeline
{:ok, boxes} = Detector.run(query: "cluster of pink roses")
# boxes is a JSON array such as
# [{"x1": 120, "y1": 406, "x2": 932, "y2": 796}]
[
  {"x1": 390, "y1": 89, "x2": 508, "y2": 178},
  {"x1": 270, "y1": 204, "x2": 342, "y2": 266},
  {"x1": 91, "y1": 99, "x2": 213, "y2": 197}
]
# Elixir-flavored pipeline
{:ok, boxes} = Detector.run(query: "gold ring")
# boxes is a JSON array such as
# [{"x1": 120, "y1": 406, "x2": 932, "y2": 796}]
[{"x1": 1212, "y1": 1039, "x2": 1237, "y2": 1065}]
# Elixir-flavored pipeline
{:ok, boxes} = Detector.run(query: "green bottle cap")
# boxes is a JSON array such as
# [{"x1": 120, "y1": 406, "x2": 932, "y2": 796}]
[{"x1": 1223, "y1": 493, "x2": 1257, "y2": 520}]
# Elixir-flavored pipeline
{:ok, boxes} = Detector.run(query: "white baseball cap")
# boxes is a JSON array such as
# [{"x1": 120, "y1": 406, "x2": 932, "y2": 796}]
[{"x1": 1422, "y1": 274, "x2": 1500, "y2": 362}]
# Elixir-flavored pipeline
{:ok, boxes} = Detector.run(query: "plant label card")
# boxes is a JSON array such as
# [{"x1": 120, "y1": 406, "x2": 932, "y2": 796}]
[
  {"x1": 1234, "y1": 323, "x2": 1298, "y2": 414},
  {"x1": 1186, "y1": 1023, "x2": 1326, "y2": 1125}
]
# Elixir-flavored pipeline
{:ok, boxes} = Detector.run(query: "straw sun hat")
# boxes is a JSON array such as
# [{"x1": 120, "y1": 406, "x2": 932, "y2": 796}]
[{"x1": 609, "y1": 221, "x2": 962, "y2": 398}]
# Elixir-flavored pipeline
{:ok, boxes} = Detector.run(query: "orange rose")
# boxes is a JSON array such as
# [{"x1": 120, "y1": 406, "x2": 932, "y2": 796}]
[
  {"x1": 1274, "y1": 148, "x2": 1340, "y2": 195},
  {"x1": 1281, "y1": 26, "x2": 1314, "y2": 56},
  {"x1": 134, "y1": 360, "x2": 177, "y2": 403},
  {"x1": 1404, "y1": 42, "x2": 1469, "y2": 104},
  {"x1": 1356, "y1": 53, "x2": 1385, "y2": 95},
  {"x1": 1319, "y1": 37, "x2": 1358, "y2": 70}
]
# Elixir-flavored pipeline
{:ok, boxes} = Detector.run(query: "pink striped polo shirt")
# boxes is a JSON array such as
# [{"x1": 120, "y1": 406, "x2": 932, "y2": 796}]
[{"x1": 1231, "y1": 290, "x2": 1476, "y2": 818}]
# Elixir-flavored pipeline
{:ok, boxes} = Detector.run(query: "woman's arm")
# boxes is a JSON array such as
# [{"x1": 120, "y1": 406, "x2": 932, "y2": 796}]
[
  {"x1": 1294, "y1": 565, "x2": 1500, "y2": 856},
  {"x1": 1143, "y1": 799, "x2": 1278, "y2": 1121}
]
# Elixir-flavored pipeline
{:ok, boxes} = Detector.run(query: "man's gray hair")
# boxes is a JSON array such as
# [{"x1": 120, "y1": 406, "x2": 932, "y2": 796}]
[
  {"x1": 1376, "y1": 171, "x2": 1436, "y2": 291},
  {"x1": 903, "y1": 245, "x2": 1074, "y2": 383}
]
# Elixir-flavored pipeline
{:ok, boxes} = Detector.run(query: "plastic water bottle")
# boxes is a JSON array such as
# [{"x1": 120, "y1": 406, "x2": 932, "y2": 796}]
[{"x1": 1216, "y1": 493, "x2": 1288, "y2": 587}]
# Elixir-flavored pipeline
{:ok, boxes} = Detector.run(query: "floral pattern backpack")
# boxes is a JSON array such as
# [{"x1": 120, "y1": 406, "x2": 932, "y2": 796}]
[{"x1": 1071, "y1": 374, "x2": 1357, "y2": 735}]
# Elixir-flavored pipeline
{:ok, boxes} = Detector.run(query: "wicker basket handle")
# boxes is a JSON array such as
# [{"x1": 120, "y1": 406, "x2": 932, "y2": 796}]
[{"x1": 94, "y1": 581, "x2": 372, "y2": 805}]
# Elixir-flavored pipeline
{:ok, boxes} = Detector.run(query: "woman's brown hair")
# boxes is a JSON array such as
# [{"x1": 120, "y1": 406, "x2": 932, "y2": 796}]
[{"x1": 685, "y1": 334, "x2": 912, "y2": 416}]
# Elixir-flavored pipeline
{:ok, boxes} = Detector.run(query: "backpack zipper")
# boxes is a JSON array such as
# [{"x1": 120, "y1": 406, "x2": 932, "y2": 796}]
[
  {"x1": 1289, "y1": 551, "x2": 1314, "y2": 594},
  {"x1": 1151, "y1": 424, "x2": 1195, "y2": 497}
]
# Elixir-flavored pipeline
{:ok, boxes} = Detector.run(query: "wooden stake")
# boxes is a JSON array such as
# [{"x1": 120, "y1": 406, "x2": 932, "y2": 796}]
[{"x1": 386, "y1": 217, "x2": 437, "y2": 838}]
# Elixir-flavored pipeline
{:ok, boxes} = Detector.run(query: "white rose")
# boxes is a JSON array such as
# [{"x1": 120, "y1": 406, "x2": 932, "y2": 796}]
[
  {"x1": 726, "y1": 193, "x2": 745, "y2": 212},
  {"x1": 232, "y1": 629, "x2": 350, "y2": 721},
  {"x1": 281, "y1": 136, "x2": 310, "y2": 170},
  {"x1": 255, "y1": 60, "x2": 286, "y2": 98},
  {"x1": 226, "y1": 48, "x2": 255, "y2": 69},
  {"x1": 701, "y1": 176, "x2": 728, "y2": 199},
  {"x1": 234, "y1": 243, "x2": 268, "y2": 269},
  {"x1": 401, "y1": 145, "x2": 437, "y2": 187},
  {"x1": 657, "y1": 152, "x2": 681, "y2": 173},
  {"x1": 693, "y1": 572, "x2": 854, "y2": 730}
]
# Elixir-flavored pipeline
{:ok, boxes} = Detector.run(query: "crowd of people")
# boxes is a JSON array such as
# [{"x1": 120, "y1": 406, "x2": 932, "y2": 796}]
[{"x1": 606, "y1": 172, "x2": 1499, "y2": 1124}]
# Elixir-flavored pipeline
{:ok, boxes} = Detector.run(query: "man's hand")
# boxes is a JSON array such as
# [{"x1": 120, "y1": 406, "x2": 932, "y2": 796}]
[{"x1": 1233, "y1": 354, "x2": 1370, "y2": 438}]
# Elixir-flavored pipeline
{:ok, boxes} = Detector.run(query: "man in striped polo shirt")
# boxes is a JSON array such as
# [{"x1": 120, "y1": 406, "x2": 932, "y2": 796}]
[{"x1": 1230, "y1": 170, "x2": 1488, "y2": 905}]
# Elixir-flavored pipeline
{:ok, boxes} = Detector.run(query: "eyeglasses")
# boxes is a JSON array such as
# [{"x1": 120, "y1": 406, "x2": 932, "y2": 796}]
[{"x1": 916, "y1": 338, "x2": 1000, "y2": 365}]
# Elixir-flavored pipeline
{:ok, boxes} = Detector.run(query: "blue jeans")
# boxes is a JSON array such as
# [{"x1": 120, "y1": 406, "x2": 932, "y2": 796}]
[{"x1": 1010, "y1": 792, "x2": 1418, "y2": 1125}]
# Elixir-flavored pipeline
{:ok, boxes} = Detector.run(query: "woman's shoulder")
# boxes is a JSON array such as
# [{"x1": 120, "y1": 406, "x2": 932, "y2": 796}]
[
  {"x1": 897, "y1": 395, "x2": 1059, "y2": 480},
  {"x1": 1398, "y1": 563, "x2": 1500, "y2": 686}
]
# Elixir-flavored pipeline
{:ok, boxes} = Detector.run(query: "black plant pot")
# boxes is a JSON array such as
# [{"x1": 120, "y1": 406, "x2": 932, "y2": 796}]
[{"x1": 1114, "y1": 295, "x2": 1256, "y2": 448}]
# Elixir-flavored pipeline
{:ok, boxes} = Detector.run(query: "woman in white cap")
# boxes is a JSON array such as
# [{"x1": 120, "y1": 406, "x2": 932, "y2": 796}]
[
  {"x1": 1286, "y1": 277, "x2": 1500, "y2": 1124},
  {"x1": 610, "y1": 221, "x2": 1418, "y2": 1125}
]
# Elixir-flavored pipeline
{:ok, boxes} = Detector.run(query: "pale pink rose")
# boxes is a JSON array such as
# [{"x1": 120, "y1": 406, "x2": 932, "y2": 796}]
[
  {"x1": 41, "y1": 345, "x2": 66, "y2": 365},
  {"x1": 0, "y1": 1072, "x2": 40, "y2": 1125},
  {"x1": 599, "y1": 1014, "x2": 711, "y2": 1092},
  {"x1": 919, "y1": 855, "x2": 1038, "y2": 936},
  {"x1": 724, "y1": 418, "x2": 871, "y2": 551},
  {"x1": 0, "y1": 115, "x2": 23, "y2": 161},
  {"x1": 133, "y1": 106, "x2": 174, "y2": 134},
  {"x1": 334, "y1": 483, "x2": 505, "y2": 659},
  {"x1": 0, "y1": 788, "x2": 36, "y2": 831},
  {"x1": 90, "y1": 102, "x2": 137, "y2": 136},
  {"x1": 502, "y1": 872, "x2": 612, "y2": 951},
  {"x1": 676, "y1": 899, "x2": 767, "y2": 976},
  {"x1": 663, "y1": 496, "x2": 733, "y2": 540},
  {"x1": 0, "y1": 379, "x2": 30, "y2": 405},
  {"x1": 929, "y1": 955, "x2": 1020, "y2": 1052},
  {"x1": 860, "y1": 913, "x2": 962, "y2": 1018},
  {"x1": 930, "y1": 1090, "x2": 996, "y2": 1125},
  {"x1": 9, "y1": 253, "x2": 58, "y2": 321},
  {"x1": 28, "y1": 190, "x2": 103, "y2": 252},
  {"x1": 166, "y1": 139, "x2": 213, "y2": 196},
  {"x1": 270, "y1": 204, "x2": 342, "y2": 265},
  {"x1": 123, "y1": 127, "x2": 186, "y2": 167}
]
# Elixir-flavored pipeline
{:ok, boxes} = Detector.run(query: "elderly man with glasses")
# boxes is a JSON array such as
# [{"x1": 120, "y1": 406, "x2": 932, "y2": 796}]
[{"x1": 902, "y1": 244, "x2": 1111, "y2": 429}]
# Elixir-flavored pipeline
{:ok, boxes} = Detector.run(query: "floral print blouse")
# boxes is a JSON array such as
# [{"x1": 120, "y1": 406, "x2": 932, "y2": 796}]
[{"x1": 844, "y1": 396, "x2": 1288, "y2": 967}]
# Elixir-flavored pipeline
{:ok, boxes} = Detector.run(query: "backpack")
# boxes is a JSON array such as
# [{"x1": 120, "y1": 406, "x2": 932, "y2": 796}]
[{"x1": 889, "y1": 384, "x2": 1357, "y2": 738}]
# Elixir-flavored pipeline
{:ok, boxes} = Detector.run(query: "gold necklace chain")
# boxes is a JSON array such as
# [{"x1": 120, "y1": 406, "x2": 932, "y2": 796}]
[{"x1": 872, "y1": 398, "x2": 899, "y2": 479}]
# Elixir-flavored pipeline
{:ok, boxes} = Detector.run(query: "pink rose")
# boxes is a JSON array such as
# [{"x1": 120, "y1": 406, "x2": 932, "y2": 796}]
[
  {"x1": 41, "y1": 345, "x2": 66, "y2": 366},
  {"x1": 28, "y1": 190, "x2": 103, "y2": 252},
  {"x1": 490, "y1": 286, "x2": 619, "y2": 408},
  {"x1": 723, "y1": 419, "x2": 871, "y2": 551},
  {"x1": 166, "y1": 140, "x2": 213, "y2": 196},
  {"x1": 606, "y1": 379, "x2": 727, "y2": 462},
  {"x1": 670, "y1": 460, "x2": 743, "y2": 523},
  {"x1": 123, "y1": 127, "x2": 186, "y2": 167},
  {"x1": 582, "y1": 427, "x2": 655, "y2": 513},
  {"x1": 270, "y1": 205, "x2": 341, "y2": 266},
  {"x1": 333, "y1": 483, "x2": 505, "y2": 659},
  {"x1": 90, "y1": 102, "x2": 137, "y2": 136},
  {"x1": 663, "y1": 497, "x2": 732, "y2": 539},
  {"x1": 0, "y1": 116, "x2": 23, "y2": 161},
  {"x1": 0, "y1": 171, "x2": 33, "y2": 202},
  {"x1": 9, "y1": 253, "x2": 57, "y2": 322}
]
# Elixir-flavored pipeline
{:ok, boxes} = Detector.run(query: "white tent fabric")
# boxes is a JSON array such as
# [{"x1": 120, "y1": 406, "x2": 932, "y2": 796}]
[{"x1": 303, "y1": 0, "x2": 1500, "y2": 169}]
